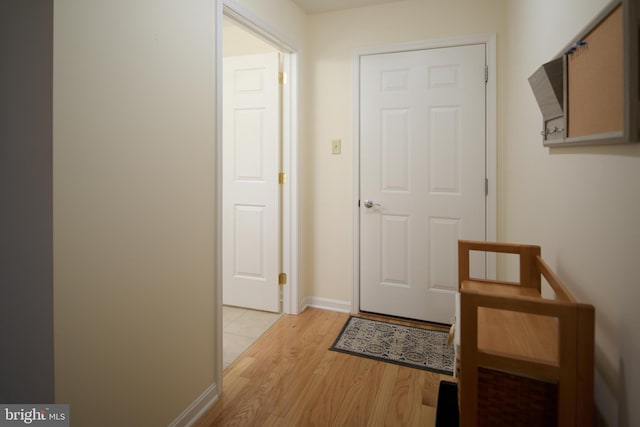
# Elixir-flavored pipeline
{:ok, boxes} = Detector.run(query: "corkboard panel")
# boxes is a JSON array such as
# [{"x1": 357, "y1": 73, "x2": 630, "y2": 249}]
[{"x1": 567, "y1": 5, "x2": 623, "y2": 137}]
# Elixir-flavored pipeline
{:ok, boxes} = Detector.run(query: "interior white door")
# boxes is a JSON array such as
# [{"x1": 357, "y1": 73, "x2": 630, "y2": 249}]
[
  {"x1": 223, "y1": 52, "x2": 280, "y2": 313},
  {"x1": 360, "y1": 45, "x2": 487, "y2": 323}
]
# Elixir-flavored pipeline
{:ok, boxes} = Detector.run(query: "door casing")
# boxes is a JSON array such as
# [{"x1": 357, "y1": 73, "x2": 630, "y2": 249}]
[
  {"x1": 215, "y1": 0, "x2": 301, "y2": 394},
  {"x1": 351, "y1": 34, "x2": 498, "y2": 315}
]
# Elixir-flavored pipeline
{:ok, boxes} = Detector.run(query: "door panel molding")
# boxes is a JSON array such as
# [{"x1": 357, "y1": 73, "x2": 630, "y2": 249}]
[
  {"x1": 223, "y1": 52, "x2": 280, "y2": 313},
  {"x1": 352, "y1": 34, "x2": 497, "y2": 316}
]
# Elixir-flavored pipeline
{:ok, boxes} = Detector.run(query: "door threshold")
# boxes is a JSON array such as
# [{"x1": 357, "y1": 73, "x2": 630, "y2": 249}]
[{"x1": 357, "y1": 310, "x2": 451, "y2": 331}]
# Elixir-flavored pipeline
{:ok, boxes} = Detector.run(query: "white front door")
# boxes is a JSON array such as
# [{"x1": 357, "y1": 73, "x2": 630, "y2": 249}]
[
  {"x1": 359, "y1": 45, "x2": 487, "y2": 323},
  {"x1": 223, "y1": 52, "x2": 280, "y2": 313}
]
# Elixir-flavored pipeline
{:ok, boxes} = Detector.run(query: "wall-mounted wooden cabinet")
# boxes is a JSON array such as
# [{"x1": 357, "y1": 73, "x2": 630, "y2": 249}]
[{"x1": 529, "y1": 0, "x2": 639, "y2": 147}]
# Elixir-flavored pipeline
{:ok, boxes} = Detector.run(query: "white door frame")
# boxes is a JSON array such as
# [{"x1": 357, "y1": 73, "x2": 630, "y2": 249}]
[
  {"x1": 215, "y1": 0, "x2": 300, "y2": 389},
  {"x1": 351, "y1": 34, "x2": 498, "y2": 315}
]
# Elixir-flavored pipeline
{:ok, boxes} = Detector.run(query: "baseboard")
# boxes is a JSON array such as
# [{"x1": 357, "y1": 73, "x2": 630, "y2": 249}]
[
  {"x1": 168, "y1": 382, "x2": 218, "y2": 427},
  {"x1": 301, "y1": 296, "x2": 351, "y2": 313}
]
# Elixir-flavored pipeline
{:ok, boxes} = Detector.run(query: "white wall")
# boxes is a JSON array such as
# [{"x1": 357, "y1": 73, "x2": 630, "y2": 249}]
[
  {"x1": 223, "y1": 18, "x2": 277, "y2": 57},
  {"x1": 231, "y1": 0, "x2": 308, "y2": 44},
  {"x1": 504, "y1": 1, "x2": 640, "y2": 425},
  {"x1": 301, "y1": 0, "x2": 508, "y2": 305},
  {"x1": 53, "y1": 1, "x2": 217, "y2": 425}
]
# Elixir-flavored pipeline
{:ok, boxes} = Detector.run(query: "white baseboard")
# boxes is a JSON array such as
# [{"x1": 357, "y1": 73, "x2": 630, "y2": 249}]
[
  {"x1": 168, "y1": 382, "x2": 219, "y2": 427},
  {"x1": 301, "y1": 296, "x2": 352, "y2": 313}
]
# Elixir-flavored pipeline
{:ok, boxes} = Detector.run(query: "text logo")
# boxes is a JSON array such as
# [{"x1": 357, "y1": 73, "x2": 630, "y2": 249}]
[{"x1": 0, "y1": 405, "x2": 69, "y2": 427}]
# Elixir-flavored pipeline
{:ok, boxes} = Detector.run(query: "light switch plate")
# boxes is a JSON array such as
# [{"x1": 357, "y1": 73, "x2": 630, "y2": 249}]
[{"x1": 331, "y1": 139, "x2": 341, "y2": 155}]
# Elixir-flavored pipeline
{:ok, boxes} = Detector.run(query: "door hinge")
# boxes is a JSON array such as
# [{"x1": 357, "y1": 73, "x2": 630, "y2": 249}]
[
  {"x1": 485, "y1": 178, "x2": 489, "y2": 196},
  {"x1": 484, "y1": 65, "x2": 489, "y2": 83},
  {"x1": 278, "y1": 172, "x2": 288, "y2": 184},
  {"x1": 279, "y1": 71, "x2": 286, "y2": 85},
  {"x1": 278, "y1": 273, "x2": 287, "y2": 285}
]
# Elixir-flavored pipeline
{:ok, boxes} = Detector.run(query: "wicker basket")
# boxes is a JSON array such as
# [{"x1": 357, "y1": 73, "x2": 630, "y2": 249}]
[{"x1": 476, "y1": 367, "x2": 558, "y2": 427}]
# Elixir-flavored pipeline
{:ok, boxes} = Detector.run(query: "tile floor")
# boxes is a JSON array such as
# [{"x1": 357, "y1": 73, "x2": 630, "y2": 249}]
[{"x1": 223, "y1": 305, "x2": 282, "y2": 370}]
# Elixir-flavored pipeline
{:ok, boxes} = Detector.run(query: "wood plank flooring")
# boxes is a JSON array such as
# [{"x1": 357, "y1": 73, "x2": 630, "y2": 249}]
[{"x1": 195, "y1": 308, "x2": 455, "y2": 427}]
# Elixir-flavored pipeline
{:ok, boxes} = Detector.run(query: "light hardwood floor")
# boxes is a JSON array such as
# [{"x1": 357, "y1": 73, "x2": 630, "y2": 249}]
[{"x1": 196, "y1": 308, "x2": 454, "y2": 427}]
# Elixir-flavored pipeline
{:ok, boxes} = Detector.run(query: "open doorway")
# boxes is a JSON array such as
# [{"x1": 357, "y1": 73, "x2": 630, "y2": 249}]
[
  {"x1": 217, "y1": 2, "x2": 300, "y2": 376},
  {"x1": 221, "y1": 16, "x2": 282, "y2": 369}
]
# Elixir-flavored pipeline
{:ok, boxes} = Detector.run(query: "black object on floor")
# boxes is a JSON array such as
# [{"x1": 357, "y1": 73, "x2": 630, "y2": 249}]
[{"x1": 435, "y1": 380, "x2": 459, "y2": 427}]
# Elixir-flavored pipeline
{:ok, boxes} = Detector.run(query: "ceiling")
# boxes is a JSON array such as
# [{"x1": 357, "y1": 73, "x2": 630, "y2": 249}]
[{"x1": 291, "y1": 0, "x2": 406, "y2": 14}]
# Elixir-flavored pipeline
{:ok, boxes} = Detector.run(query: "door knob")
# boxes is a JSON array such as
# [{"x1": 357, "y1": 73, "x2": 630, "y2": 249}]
[{"x1": 364, "y1": 200, "x2": 382, "y2": 208}]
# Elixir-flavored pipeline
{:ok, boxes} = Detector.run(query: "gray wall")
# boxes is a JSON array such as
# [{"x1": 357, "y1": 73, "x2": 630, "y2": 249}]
[{"x1": 0, "y1": 0, "x2": 54, "y2": 403}]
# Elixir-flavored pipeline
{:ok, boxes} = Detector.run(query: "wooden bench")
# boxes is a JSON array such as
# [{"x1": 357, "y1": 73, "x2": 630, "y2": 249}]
[{"x1": 457, "y1": 240, "x2": 595, "y2": 426}]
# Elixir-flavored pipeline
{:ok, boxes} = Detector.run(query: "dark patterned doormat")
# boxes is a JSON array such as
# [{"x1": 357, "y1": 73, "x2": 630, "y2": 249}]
[{"x1": 330, "y1": 316, "x2": 454, "y2": 375}]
